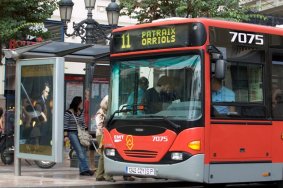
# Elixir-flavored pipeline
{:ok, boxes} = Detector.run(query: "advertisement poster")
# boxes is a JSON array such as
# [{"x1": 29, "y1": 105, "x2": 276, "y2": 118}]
[
  {"x1": 20, "y1": 64, "x2": 54, "y2": 156},
  {"x1": 16, "y1": 57, "x2": 64, "y2": 162}
]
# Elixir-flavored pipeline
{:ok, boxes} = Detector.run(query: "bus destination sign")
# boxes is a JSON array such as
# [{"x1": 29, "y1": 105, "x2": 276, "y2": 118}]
[{"x1": 112, "y1": 24, "x2": 192, "y2": 53}]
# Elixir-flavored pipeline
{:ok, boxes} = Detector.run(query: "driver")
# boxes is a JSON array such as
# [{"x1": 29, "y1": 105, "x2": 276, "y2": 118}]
[
  {"x1": 211, "y1": 77, "x2": 235, "y2": 115},
  {"x1": 144, "y1": 76, "x2": 174, "y2": 114}
]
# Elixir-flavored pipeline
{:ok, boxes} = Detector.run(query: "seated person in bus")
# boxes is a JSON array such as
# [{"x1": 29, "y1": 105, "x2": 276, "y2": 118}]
[
  {"x1": 272, "y1": 87, "x2": 283, "y2": 118},
  {"x1": 272, "y1": 86, "x2": 282, "y2": 109},
  {"x1": 127, "y1": 77, "x2": 149, "y2": 111},
  {"x1": 144, "y1": 76, "x2": 174, "y2": 114},
  {"x1": 211, "y1": 77, "x2": 235, "y2": 115}
]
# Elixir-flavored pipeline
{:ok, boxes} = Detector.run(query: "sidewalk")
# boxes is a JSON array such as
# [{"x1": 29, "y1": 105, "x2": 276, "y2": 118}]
[{"x1": 0, "y1": 155, "x2": 179, "y2": 188}]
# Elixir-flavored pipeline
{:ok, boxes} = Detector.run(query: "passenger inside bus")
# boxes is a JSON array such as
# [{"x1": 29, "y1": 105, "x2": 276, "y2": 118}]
[
  {"x1": 272, "y1": 86, "x2": 283, "y2": 118},
  {"x1": 211, "y1": 76, "x2": 236, "y2": 115},
  {"x1": 144, "y1": 76, "x2": 175, "y2": 114},
  {"x1": 127, "y1": 77, "x2": 149, "y2": 108}
]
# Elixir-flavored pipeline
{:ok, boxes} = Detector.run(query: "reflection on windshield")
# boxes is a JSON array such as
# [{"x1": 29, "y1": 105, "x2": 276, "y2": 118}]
[{"x1": 110, "y1": 55, "x2": 202, "y2": 121}]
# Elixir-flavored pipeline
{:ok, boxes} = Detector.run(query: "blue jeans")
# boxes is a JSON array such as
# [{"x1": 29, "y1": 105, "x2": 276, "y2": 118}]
[{"x1": 68, "y1": 131, "x2": 90, "y2": 173}]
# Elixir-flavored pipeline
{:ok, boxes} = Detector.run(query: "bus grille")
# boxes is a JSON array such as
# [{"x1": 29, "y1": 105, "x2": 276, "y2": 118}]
[{"x1": 124, "y1": 150, "x2": 158, "y2": 158}]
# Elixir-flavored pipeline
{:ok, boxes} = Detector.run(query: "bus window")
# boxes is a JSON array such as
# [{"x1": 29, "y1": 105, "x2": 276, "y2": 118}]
[
  {"x1": 211, "y1": 61, "x2": 265, "y2": 118},
  {"x1": 110, "y1": 54, "x2": 202, "y2": 121},
  {"x1": 272, "y1": 53, "x2": 283, "y2": 119}
]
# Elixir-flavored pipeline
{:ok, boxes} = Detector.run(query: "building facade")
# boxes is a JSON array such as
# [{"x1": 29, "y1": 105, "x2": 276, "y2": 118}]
[
  {"x1": 242, "y1": 0, "x2": 283, "y2": 16},
  {"x1": 241, "y1": 0, "x2": 283, "y2": 26}
]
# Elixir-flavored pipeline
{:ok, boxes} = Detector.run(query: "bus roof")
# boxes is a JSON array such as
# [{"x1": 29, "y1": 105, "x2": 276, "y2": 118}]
[{"x1": 113, "y1": 18, "x2": 283, "y2": 36}]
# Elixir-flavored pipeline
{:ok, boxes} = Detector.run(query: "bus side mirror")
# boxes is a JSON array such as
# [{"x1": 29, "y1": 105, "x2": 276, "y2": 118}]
[
  {"x1": 207, "y1": 45, "x2": 226, "y2": 80},
  {"x1": 215, "y1": 59, "x2": 225, "y2": 80}
]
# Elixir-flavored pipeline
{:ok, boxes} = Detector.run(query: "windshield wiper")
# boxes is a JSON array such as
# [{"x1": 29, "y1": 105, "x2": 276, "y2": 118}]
[
  {"x1": 163, "y1": 117, "x2": 181, "y2": 130},
  {"x1": 107, "y1": 107, "x2": 181, "y2": 132},
  {"x1": 145, "y1": 115, "x2": 181, "y2": 131}
]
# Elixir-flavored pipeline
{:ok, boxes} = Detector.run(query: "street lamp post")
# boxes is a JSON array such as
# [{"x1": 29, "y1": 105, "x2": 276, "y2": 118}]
[
  {"x1": 58, "y1": 0, "x2": 119, "y2": 81},
  {"x1": 58, "y1": 0, "x2": 119, "y2": 126},
  {"x1": 58, "y1": 0, "x2": 120, "y2": 72},
  {"x1": 58, "y1": 0, "x2": 119, "y2": 44}
]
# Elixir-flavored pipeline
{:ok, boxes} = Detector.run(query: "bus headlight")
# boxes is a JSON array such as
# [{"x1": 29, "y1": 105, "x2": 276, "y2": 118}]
[
  {"x1": 171, "y1": 152, "x2": 183, "y2": 160},
  {"x1": 105, "y1": 149, "x2": 116, "y2": 156}
]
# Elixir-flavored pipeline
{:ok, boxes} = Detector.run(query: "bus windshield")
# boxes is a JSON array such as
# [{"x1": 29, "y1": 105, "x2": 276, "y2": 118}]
[{"x1": 109, "y1": 54, "x2": 202, "y2": 121}]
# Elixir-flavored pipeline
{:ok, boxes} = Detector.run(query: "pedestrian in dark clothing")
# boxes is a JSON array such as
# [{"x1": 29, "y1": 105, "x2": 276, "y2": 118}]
[{"x1": 64, "y1": 96, "x2": 94, "y2": 176}]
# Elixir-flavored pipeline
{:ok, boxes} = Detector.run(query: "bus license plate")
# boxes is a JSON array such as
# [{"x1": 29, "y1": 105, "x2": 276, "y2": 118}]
[{"x1": 126, "y1": 167, "x2": 155, "y2": 176}]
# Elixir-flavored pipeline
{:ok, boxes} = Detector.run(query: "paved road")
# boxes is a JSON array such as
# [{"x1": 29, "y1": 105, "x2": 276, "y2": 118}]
[
  {"x1": 0, "y1": 156, "x2": 279, "y2": 188},
  {"x1": 0, "y1": 156, "x2": 181, "y2": 188}
]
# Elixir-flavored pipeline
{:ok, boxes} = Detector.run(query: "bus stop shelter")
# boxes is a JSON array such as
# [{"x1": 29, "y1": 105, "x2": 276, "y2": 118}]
[
  {"x1": 3, "y1": 40, "x2": 110, "y2": 110},
  {"x1": 3, "y1": 41, "x2": 110, "y2": 175},
  {"x1": 20, "y1": 41, "x2": 110, "y2": 63}
]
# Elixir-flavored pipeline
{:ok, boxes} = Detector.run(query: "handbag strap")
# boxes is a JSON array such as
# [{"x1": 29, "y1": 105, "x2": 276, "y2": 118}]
[{"x1": 70, "y1": 111, "x2": 82, "y2": 131}]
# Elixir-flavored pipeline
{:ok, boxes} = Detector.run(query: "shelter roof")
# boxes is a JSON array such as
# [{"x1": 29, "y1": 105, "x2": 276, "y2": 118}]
[{"x1": 20, "y1": 41, "x2": 110, "y2": 63}]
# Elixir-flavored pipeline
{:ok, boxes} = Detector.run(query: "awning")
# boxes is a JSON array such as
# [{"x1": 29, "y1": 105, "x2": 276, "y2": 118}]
[{"x1": 19, "y1": 41, "x2": 110, "y2": 63}]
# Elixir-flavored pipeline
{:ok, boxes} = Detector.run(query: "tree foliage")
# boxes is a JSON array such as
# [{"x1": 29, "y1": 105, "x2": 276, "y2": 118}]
[
  {"x1": 119, "y1": 0, "x2": 265, "y2": 23},
  {"x1": 0, "y1": 0, "x2": 57, "y2": 45}
]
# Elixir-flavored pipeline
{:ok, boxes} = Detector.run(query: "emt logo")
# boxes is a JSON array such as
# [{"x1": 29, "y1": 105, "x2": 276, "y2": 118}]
[{"x1": 126, "y1": 135, "x2": 134, "y2": 150}]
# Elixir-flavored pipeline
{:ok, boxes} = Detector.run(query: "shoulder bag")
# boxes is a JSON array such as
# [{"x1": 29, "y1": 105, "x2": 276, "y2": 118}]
[{"x1": 71, "y1": 112, "x2": 92, "y2": 147}]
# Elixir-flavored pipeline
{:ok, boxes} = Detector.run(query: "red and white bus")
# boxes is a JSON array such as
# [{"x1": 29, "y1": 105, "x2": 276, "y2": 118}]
[{"x1": 103, "y1": 18, "x2": 283, "y2": 186}]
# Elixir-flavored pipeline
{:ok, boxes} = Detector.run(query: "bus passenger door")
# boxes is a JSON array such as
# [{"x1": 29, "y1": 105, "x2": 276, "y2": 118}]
[
  {"x1": 271, "y1": 50, "x2": 283, "y2": 163},
  {"x1": 209, "y1": 59, "x2": 272, "y2": 162}
]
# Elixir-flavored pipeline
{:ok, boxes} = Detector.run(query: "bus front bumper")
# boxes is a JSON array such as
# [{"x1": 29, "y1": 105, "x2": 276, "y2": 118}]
[{"x1": 104, "y1": 154, "x2": 205, "y2": 182}]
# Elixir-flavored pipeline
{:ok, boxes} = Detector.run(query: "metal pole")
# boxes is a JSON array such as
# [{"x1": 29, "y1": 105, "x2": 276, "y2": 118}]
[
  {"x1": 84, "y1": 8, "x2": 96, "y2": 128},
  {"x1": 89, "y1": 64, "x2": 95, "y2": 130},
  {"x1": 85, "y1": 8, "x2": 95, "y2": 44},
  {"x1": 14, "y1": 58, "x2": 21, "y2": 176},
  {"x1": 15, "y1": 158, "x2": 21, "y2": 176},
  {"x1": 84, "y1": 8, "x2": 95, "y2": 96}
]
